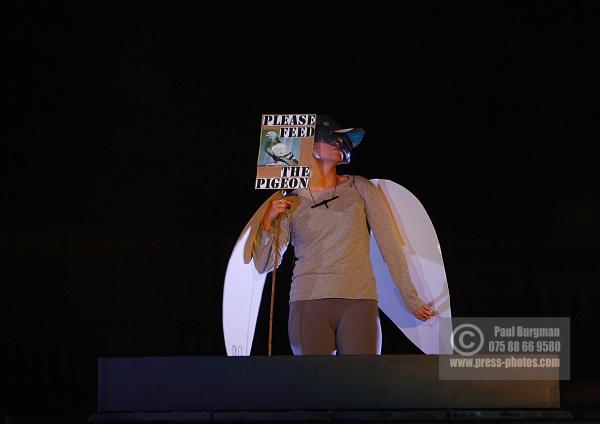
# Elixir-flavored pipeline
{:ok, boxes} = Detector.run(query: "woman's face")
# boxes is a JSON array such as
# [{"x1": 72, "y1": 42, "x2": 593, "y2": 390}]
[{"x1": 312, "y1": 140, "x2": 343, "y2": 164}]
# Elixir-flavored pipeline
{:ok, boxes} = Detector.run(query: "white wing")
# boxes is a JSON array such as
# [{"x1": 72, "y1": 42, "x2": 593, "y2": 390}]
[
  {"x1": 222, "y1": 193, "x2": 278, "y2": 356},
  {"x1": 370, "y1": 179, "x2": 453, "y2": 354}
]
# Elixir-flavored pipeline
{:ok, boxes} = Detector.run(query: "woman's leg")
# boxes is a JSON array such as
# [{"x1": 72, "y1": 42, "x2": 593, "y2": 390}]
[
  {"x1": 335, "y1": 299, "x2": 382, "y2": 355},
  {"x1": 288, "y1": 300, "x2": 337, "y2": 355}
]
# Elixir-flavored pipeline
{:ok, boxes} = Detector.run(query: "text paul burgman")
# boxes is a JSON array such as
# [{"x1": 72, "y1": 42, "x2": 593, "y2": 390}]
[{"x1": 494, "y1": 326, "x2": 560, "y2": 339}]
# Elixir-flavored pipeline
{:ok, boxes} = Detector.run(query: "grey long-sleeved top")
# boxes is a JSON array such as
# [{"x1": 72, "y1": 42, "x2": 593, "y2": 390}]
[{"x1": 252, "y1": 175, "x2": 427, "y2": 311}]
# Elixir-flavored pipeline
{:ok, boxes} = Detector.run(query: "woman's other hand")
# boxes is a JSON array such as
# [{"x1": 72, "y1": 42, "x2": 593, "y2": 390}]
[{"x1": 412, "y1": 302, "x2": 437, "y2": 321}]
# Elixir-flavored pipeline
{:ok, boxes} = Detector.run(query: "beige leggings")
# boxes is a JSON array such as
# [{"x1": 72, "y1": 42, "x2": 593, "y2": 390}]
[{"x1": 288, "y1": 298, "x2": 382, "y2": 355}]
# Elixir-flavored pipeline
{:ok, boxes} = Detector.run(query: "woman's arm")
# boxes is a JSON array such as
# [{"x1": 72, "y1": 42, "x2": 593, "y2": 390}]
[
  {"x1": 251, "y1": 198, "x2": 293, "y2": 274},
  {"x1": 356, "y1": 177, "x2": 432, "y2": 315}
]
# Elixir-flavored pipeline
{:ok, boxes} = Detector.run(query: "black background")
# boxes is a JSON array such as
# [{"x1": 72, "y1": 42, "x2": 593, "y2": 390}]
[{"x1": 5, "y1": 1, "x2": 600, "y2": 421}]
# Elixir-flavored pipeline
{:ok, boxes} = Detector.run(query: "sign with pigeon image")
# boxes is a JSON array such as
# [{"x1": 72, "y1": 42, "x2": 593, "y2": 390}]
[{"x1": 255, "y1": 113, "x2": 316, "y2": 190}]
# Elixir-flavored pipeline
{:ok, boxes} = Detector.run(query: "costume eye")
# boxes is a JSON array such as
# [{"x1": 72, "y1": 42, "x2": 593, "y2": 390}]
[{"x1": 328, "y1": 135, "x2": 344, "y2": 147}]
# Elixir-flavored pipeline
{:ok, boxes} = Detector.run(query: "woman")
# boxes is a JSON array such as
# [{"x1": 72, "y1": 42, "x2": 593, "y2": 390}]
[{"x1": 252, "y1": 115, "x2": 435, "y2": 355}]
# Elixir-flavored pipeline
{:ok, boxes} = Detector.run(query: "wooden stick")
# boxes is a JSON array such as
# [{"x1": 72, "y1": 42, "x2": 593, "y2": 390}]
[{"x1": 268, "y1": 213, "x2": 281, "y2": 356}]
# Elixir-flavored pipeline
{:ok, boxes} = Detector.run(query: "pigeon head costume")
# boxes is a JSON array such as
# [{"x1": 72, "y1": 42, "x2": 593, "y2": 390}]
[{"x1": 314, "y1": 115, "x2": 365, "y2": 164}]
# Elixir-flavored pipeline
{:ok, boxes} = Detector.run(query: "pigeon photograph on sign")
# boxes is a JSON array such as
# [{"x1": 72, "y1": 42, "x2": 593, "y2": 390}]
[{"x1": 255, "y1": 113, "x2": 316, "y2": 190}]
